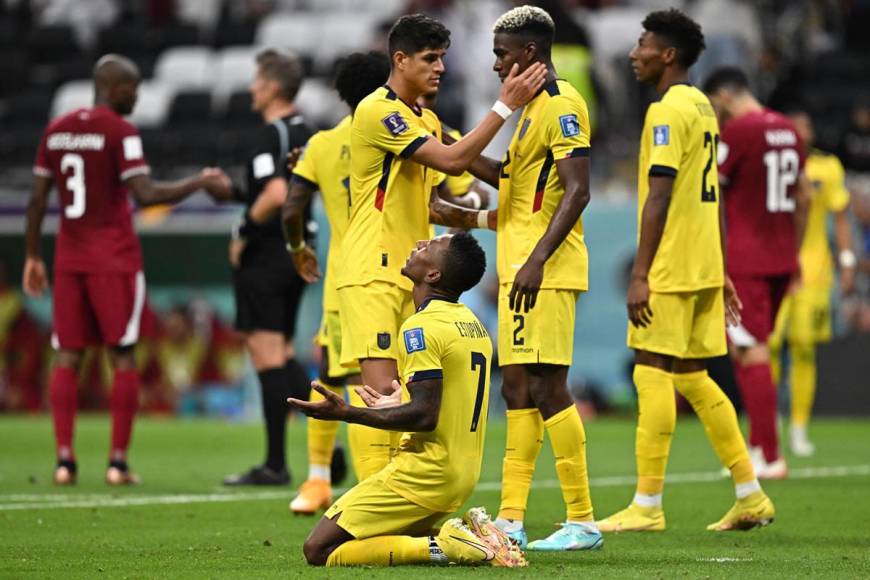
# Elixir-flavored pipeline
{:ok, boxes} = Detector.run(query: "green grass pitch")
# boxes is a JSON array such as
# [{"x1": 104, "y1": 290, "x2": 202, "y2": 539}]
[{"x1": 1, "y1": 415, "x2": 869, "y2": 578}]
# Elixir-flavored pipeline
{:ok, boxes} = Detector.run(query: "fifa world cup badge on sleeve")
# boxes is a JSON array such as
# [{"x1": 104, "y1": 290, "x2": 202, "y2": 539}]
[
  {"x1": 404, "y1": 328, "x2": 426, "y2": 353},
  {"x1": 653, "y1": 125, "x2": 670, "y2": 146},
  {"x1": 559, "y1": 114, "x2": 580, "y2": 137},
  {"x1": 382, "y1": 112, "x2": 409, "y2": 136}
]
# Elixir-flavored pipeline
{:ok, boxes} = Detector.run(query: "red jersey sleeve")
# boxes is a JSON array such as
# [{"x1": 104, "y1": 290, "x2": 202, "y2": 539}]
[
  {"x1": 33, "y1": 128, "x2": 52, "y2": 178},
  {"x1": 717, "y1": 122, "x2": 743, "y2": 187},
  {"x1": 113, "y1": 121, "x2": 150, "y2": 182}
]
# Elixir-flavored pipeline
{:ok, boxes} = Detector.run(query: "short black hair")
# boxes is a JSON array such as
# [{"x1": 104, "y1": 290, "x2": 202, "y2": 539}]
[
  {"x1": 642, "y1": 8, "x2": 705, "y2": 69},
  {"x1": 702, "y1": 66, "x2": 750, "y2": 95},
  {"x1": 256, "y1": 48, "x2": 304, "y2": 101},
  {"x1": 388, "y1": 13, "x2": 450, "y2": 57},
  {"x1": 440, "y1": 232, "x2": 486, "y2": 295},
  {"x1": 334, "y1": 51, "x2": 390, "y2": 112},
  {"x1": 492, "y1": 5, "x2": 555, "y2": 56}
]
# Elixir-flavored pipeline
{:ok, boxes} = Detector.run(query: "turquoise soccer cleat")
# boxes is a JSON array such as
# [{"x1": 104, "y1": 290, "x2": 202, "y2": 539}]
[{"x1": 527, "y1": 522, "x2": 604, "y2": 551}]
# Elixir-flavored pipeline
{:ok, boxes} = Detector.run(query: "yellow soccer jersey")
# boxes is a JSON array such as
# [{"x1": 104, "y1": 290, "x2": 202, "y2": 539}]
[
  {"x1": 339, "y1": 87, "x2": 442, "y2": 292},
  {"x1": 292, "y1": 115, "x2": 352, "y2": 311},
  {"x1": 382, "y1": 297, "x2": 493, "y2": 513},
  {"x1": 637, "y1": 83, "x2": 724, "y2": 292},
  {"x1": 800, "y1": 150, "x2": 850, "y2": 289},
  {"x1": 497, "y1": 79, "x2": 590, "y2": 291}
]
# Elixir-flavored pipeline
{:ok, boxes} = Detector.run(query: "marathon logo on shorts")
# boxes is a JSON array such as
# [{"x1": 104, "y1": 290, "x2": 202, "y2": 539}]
[
  {"x1": 403, "y1": 328, "x2": 426, "y2": 353},
  {"x1": 382, "y1": 112, "x2": 409, "y2": 136},
  {"x1": 653, "y1": 125, "x2": 670, "y2": 146},
  {"x1": 377, "y1": 332, "x2": 391, "y2": 350},
  {"x1": 559, "y1": 114, "x2": 580, "y2": 138}
]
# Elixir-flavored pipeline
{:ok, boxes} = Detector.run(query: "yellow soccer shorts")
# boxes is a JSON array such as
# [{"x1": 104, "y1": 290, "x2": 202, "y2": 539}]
[
  {"x1": 627, "y1": 287, "x2": 727, "y2": 358},
  {"x1": 772, "y1": 286, "x2": 832, "y2": 345},
  {"x1": 324, "y1": 470, "x2": 448, "y2": 539},
  {"x1": 498, "y1": 285, "x2": 579, "y2": 366},
  {"x1": 318, "y1": 310, "x2": 361, "y2": 378},
  {"x1": 337, "y1": 281, "x2": 415, "y2": 367}
]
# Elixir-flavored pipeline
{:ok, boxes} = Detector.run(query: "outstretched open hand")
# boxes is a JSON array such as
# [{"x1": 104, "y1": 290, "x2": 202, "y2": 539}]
[{"x1": 288, "y1": 382, "x2": 349, "y2": 421}]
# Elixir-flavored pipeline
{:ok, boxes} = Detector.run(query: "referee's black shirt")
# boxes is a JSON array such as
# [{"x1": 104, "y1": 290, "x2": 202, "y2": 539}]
[{"x1": 241, "y1": 112, "x2": 314, "y2": 266}]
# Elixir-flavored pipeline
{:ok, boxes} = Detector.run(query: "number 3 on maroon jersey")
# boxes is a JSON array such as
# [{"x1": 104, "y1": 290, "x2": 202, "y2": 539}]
[{"x1": 60, "y1": 153, "x2": 86, "y2": 219}]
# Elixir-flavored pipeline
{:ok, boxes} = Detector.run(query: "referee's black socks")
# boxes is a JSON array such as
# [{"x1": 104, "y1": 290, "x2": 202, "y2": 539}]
[{"x1": 258, "y1": 367, "x2": 290, "y2": 473}]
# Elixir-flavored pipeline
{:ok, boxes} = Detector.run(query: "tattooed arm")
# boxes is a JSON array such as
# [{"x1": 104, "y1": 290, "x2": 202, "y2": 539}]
[
  {"x1": 289, "y1": 380, "x2": 442, "y2": 432},
  {"x1": 429, "y1": 187, "x2": 497, "y2": 230}
]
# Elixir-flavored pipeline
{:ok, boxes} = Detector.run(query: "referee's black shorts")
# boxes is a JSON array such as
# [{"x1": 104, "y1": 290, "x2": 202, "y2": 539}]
[{"x1": 233, "y1": 246, "x2": 306, "y2": 338}]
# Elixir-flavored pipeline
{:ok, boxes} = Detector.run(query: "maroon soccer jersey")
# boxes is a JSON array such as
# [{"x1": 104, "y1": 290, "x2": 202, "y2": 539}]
[
  {"x1": 719, "y1": 109, "x2": 804, "y2": 276},
  {"x1": 33, "y1": 106, "x2": 148, "y2": 273}
]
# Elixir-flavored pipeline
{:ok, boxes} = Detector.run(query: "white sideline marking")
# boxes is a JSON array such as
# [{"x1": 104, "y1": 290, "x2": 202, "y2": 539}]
[
  {"x1": 476, "y1": 463, "x2": 870, "y2": 492},
  {"x1": 0, "y1": 491, "x2": 290, "y2": 511},
  {"x1": 1, "y1": 464, "x2": 868, "y2": 512},
  {"x1": 696, "y1": 557, "x2": 753, "y2": 563}
]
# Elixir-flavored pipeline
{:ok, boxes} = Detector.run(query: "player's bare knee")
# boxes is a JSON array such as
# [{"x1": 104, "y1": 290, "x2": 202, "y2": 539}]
[
  {"x1": 55, "y1": 349, "x2": 83, "y2": 370},
  {"x1": 247, "y1": 332, "x2": 286, "y2": 370},
  {"x1": 673, "y1": 358, "x2": 706, "y2": 374},
  {"x1": 108, "y1": 345, "x2": 137, "y2": 370},
  {"x1": 302, "y1": 538, "x2": 327, "y2": 566},
  {"x1": 529, "y1": 381, "x2": 572, "y2": 419},
  {"x1": 501, "y1": 369, "x2": 532, "y2": 409},
  {"x1": 634, "y1": 349, "x2": 673, "y2": 371},
  {"x1": 733, "y1": 344, "x2": 769, "y2": 366}
]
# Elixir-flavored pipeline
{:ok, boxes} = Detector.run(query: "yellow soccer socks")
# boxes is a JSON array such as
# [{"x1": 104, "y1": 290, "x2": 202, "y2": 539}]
[
  {"x1": 326, "y1": 536, "x2": 430, "y2": 566},
  {"x1": 789, "y1": 342, "x2": 816, "y2": 428},
  {"x1": 346, "y1": 384, "x2": 392, "y2": 481},
  {"x1": 544, "y1": 405, "x2": 594, "y2": 522},
  {"x1": 673, "y1": 370, "x2": 759, "y2": 491},
  {"x1": 633, "y1": 365, "x2": 676, "y2": 500},
  {"x1": 498, "y1": 408, "x2": 544, "y2": 522},
  {"x1": 599, "y1": 365, "x2": 673, "y2": 531}
]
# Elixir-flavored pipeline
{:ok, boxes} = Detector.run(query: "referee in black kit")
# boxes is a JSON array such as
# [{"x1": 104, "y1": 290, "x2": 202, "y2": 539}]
[{"x1": 222, "y1": 48, "x2": 319, "y2": 486}]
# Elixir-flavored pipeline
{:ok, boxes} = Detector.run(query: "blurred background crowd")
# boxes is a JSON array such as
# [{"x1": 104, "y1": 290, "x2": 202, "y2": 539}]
[{"x1": 1, "y1": 0, "x2": 869, "y2": 416}]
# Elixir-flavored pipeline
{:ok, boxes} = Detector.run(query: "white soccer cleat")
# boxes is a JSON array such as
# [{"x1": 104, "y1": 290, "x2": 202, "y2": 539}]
[
  {"x1": 756, "y1": 457, "x2": 788, "y2": 480},
  {"x1": 789, "y1": 426, "x2": 815, "y2": 457},
  {"x1": 749, "y1": 446, "x2": 766, "y2": 473}
]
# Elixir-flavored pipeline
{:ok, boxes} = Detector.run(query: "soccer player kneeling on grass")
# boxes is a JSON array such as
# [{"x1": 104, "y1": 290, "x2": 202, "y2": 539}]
[{"x1": 289, "y1": 233, "x2": 525, "y2": 567}]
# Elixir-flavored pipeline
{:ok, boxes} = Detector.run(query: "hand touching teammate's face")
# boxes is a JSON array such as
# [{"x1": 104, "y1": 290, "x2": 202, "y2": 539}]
[{"x1": 492, "y1": 33, "x2": 533, "y2": 82}]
